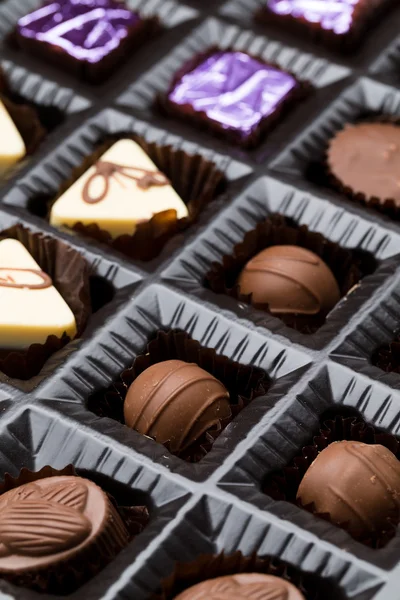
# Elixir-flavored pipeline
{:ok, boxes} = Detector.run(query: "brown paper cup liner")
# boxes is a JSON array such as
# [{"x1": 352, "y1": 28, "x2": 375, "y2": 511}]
[
  {"x1": 263, "y1": 413, "x2": 400, "y2": 548},
  {"x1": 88, "y1": 329, "x2": 269, "y2": 462},
  {"x1": 11, "y1": 16, "x2": 161, "y2": 85},
  {"x1": 0, "y1": 465, "x2": 149, "y2": 594},
  {"x1": 157, "y1": 46, "x2": 312, "y2": 149},
  {"x1": 152, "y1": 550, "x2": 344, "y2": 600},
  {"x1": 0, "y1": 66, "x2": 46, "y2": 156},
  {"x1": 255, "y1": 0, "x2": 395, "y2": 53},
  {"x1": 372, "y1": 336, "x2": 400, "y2": 374},
  {"x1": 325, "y1": 115, "x2": 400, "y2": 221},
  {"x1": 0, "y1": 224, "x2": 91, "y2": 380},
  {"x1": 205, "y1": 213, "x2": 375, "y2": 334},
  {"x1": 43, "y1": 134, "x2": 226, "y2": 261}
]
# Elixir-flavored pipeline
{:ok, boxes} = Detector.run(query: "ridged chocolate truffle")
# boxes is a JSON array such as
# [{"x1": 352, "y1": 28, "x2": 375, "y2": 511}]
[
  {"x1": 297, "y1": 441, "x2": 400, "y2": 538},
  {"x1": 0, "y1": 476, "x2": 128, "y2": 590},
  {"x1": 174, "y1": 573, "x2": 305, "y2": 599},
  {"x1": 327, "y1": 122, "x2": 400, "y2": 204},
  {"x1": 237, "y1": 245, "x2": 340, "y2": 315},
  {"x1": 124, "y1": 360, "x2": 231, "y2": 453}
]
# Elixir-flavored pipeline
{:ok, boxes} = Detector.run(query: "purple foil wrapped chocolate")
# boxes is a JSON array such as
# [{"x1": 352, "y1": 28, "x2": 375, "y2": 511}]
[
  {"x1": 267, "y1": 0, "x2": 357, "y2": 35},
  {"x1": 168, "y1": 51, "x2": 298, "y2": 139},
  {"x1": 17, "y1": 0, "x2": 140, "y2": 64}
]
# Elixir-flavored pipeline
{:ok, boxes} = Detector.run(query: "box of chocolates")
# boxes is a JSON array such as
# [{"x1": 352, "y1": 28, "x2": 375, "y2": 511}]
[{"x1": 0, "y1": 0, "x2": 397, "y2": 598}]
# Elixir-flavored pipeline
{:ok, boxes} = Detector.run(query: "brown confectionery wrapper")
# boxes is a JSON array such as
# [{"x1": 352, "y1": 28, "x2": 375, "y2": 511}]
[
  {"x1": 0, "y1": 224, "x2": 91, "y2": 380},
  {"x1": 371, "y1": 335, "x2": 400, "y2": 374},
  {"x1": 263, "y1": 413, "x2": 400, "y2": 548},
  {"x1": 88, "y1": 329, "x2": 270, "y2": 462},
  {"x1": 0, "y1": 465, "x2": 149, "y2": 594},
  {"x1": 45, "y1": 135, "x2": 226, "y2": 261},
  {"x1": 324, "y1": 115, "x2": 400, "y2": 221},
  {"x1": 204, "y1": 213, "x2": 375, "y2": 334},
  {"x1": 0, "y1": 66, "x2": 46, "y2": 155},
  {"x1": 156, "y1": 45, "x2": 312, "y2": 149},
  {"x1": 152, "y1": 550, "x2": 345, "y2": 600},
  {"x1": 254, "y1": 0, "x2": 396, "y2": 53}
]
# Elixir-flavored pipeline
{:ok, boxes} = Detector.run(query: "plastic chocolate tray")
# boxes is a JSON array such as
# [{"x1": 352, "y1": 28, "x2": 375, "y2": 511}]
[{"x1": 0, "y1": 0, "x2": 398, "y2": 598}]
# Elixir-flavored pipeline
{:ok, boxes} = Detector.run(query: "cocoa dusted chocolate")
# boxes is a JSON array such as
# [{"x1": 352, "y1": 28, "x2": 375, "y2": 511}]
[
  {"x1": 123, "y1": 359, "x2": 231, "y2": 454},
  {"x1": 237, "y1": 245, "x2": 340, "y2": 316},
  {"x1": 297, "y1": 441, "x2": 400, "y2": 538},
  {"x1": 327, "y1": 122, "x2": 400, "y2": 205},
  {"x1": 0, "y1": 475, "x2": 128, "y2": 588},
  {"x1": 173, "y1": 573, "x2": 305, "y2": 599},
  {"x1": 164, "y1": 50, "x2": 303, "y2": 147}
]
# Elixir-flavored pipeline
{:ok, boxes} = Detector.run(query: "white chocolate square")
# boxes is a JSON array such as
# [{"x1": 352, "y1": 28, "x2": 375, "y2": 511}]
[
  {"x1": 50, "y1": 139, "x2": 189, "y2": 238},
  {"x1": 0, "y1": 100, "x2": 26, "y2": 175},
  {"x1": 0, "y1": 239, "x2": 77, "y2": 349}
]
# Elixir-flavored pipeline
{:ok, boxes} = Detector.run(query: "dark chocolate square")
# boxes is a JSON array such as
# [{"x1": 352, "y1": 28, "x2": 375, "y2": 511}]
[
  {"x1": 258, "y1": 0, "x2": 395, "y2": 52},
  {"x1": 160, "y1": 48, "x2": 308, "y2": 148},
  {"x1": 15, "y1": 0, "x2": 159, "y2": 83}
]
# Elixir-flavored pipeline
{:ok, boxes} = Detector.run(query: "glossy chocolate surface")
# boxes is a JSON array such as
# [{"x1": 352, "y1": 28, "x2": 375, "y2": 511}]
[
  {"x1": 297, "y1": 441, "x2": 400, "y2": 538},
  {"x1": 168, "y1": 51, "x2": 297, "y2": 137},
  {"x1": 0, "y1": 476, "x2": 128, "y2": 570},
  {"x1": 327, "y1": 122, "x2": 400, "y2": 204},
  {"x1": 237, "y1": 245, "x2": 340, "y2": 315},
  {"x1": 174, "y1": 573, "x2": 305, "y2": 600},
  {"x1": 267, "y1": 0, "x2": 358, "y2": 35},
  {"x1": 124, "y1": 360, "x2": 231, "y2": 453},
  {"x1": 17, "y1": 0, "x2": 140, "y2": 63}
]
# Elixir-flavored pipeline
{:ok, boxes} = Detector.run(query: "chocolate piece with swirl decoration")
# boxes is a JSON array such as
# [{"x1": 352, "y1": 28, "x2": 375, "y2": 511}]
[
  {"x1": 15, "y1": 0, "x2": 158, "y2": 83},
  {"x1": 50, "y1": 139, "x2": 188, "y2": 239},
  {"x1": 297, "y1": 441, "x2": 400, "y2": 539},
  {"x1": 0, "y1": 238, "x2": 77, "y2": 349},
  {"x1": 163, "y1": 50, "x2": 302, "y2": 147},
  {"x1": 237, "y1": 245, "x2": 340, "y2": 316},
  {"x1": 124, "y1": 360, "x2": 231, "y2": 454},
  {"x1": 0, "y1": 475, "x2": 128, "y2": 588},
  {"x1": 174, "y1": 573, "x2": 305, "y2": 600}
]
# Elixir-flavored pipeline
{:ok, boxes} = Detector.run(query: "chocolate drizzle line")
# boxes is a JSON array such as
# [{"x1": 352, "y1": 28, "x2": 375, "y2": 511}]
[
  {"x1": 82, "y1": 160, "x2": 170, "y2": 204},
  {"x1": 0, "y1": 268, "x2": 52, "y2": 289}
]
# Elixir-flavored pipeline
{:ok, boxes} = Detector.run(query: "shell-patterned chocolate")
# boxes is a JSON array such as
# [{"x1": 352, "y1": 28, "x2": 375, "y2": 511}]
[
  {"x1": 0, "y1": 501, "x2": 91, "y2": 557},
  {"x1": 0, "y1": 480, "x2": 91, "y2": 557},
  {"x1": 174, "y1": 574, "x2": 305, "y2": 600}
]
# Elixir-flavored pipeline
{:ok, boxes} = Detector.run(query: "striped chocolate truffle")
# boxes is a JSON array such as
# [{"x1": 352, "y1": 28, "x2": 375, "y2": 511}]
[
  {"x1": 124, "y1": 359, "x2": 231, "y2": 453},
  {"x1": 297, "y1": 441, "x2": 400, "y2": 538},
  {"x1": 237, "y1": 245, "x2": 340, "y2": 315}
]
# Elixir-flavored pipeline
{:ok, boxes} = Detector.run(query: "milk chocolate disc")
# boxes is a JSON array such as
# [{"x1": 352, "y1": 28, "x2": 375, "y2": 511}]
[
  {"x1": 327, "y1": 122, "x2": 400, "y2": 204},
  {"x1": 297, "y1": 441, "x2": 400, "y2": 538},
  {"x1": 0, "y1": 476, "x2": 128, "y2": 574},
  {"x1": 124, "y1": 359, "x2": 231, "y2": 453},
  {"x1": 173, "y1": 573, "x2": 305, "y2": 599},
  {"x1": 237, "y1": 245, "x2": 340, "y2": 315}
]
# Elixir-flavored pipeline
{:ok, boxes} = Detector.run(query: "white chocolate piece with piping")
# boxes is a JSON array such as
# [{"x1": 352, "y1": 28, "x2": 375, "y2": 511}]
[
  {"x1": 0, "y1": 100, "x2": 26, "y2": 175},
  {"x1": 49, "y1": 139, "x2": 189, "y2": 238},
  {"x1": 0, "y1": 239, "x2": 77, "y2": 349}
]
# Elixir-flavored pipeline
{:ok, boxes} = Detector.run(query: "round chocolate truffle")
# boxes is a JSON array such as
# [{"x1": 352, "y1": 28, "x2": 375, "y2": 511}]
[
  {"x1": 237, "y1": 245, "x2": 340, "y2": 315},
  {"x1": 297, "y1": 441, "x2": 400, "y2": 538},
  {"x1": 0, "y1": 476, "x2": 128, "y2": 586},
  {"x1": 124, "y1": 360, "x2": 231, "y2": 453},
  {"x1": 174, "y1": 573, "x2": 305, "y2": 600},
  {"x1": 327, "y1": 122, "x2": 400, "y2": 204}
]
